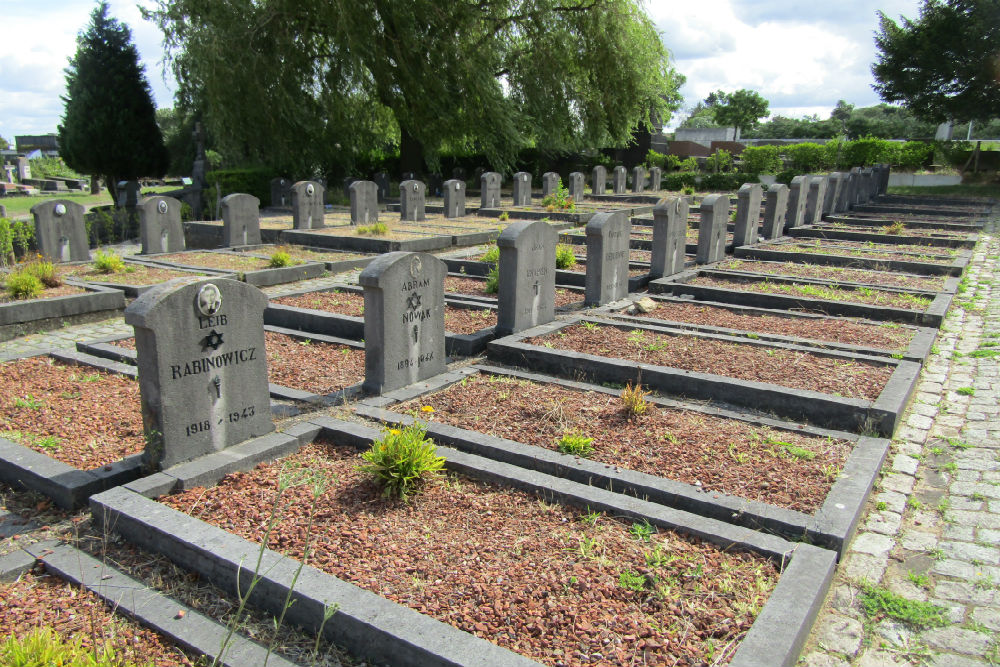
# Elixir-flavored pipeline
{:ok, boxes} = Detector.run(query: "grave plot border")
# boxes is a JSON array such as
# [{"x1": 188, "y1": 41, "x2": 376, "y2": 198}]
[
  {"x1": 222, "y1": 244, "x2": 377, "y2": 273},
  {"x1": 585, "y1": 193, "x2": 667, "y2": 205},
  {"x1": 710, "y1": 264, "x2": 960, "y2": 295},
  {"x1": 589, "y1": 294, "x2": 937, "y2": 364},
  {"x1": 649, "y1": 269, "x2": 954, "y2": 328},
  {"x1": 733, "y1": 241, "x2": 971, "y2": 277},
  {"x1": 377, "y1": 215, "x2": 504, "y2": 246},
  {"x1": 876, "y1": 194, "x2": 993, "y2": 207},
  {"x1": 127, "y1": 250, "x2": 326, "y2": 288},
  {"x1": 439, "y1": 273, "x2": 587, "y2": 310},
  {"x1": 182, "y1": 221, "x2": 284, "y2": 249},
  {"x1": 0, "y1": 283, "x2": 125, "y2": 343},
  {"x1": 852, "y1": 203, "x2": 985, "y2": 217},
  {"x1": 279, "y1": 227, "x2": 454, "y2": 253},
  {"x1": 386, "y1": 202, "x2": 484, "y2": 215},
  {"x1": 789, "y1": 226, "x2": 978, "y2": 249},
  {"x1": 65, "y1": 266, "x2": 234, "y2": 299},
  {"x1": 486, "y1": 316, "x2": 920, "y2": 436},
  {"x1": 559, "y1": 227, "x2": 735, "y2": 258},
  {"x1": 356, "y1": 364, "x2": 889, "y2": 555},
  {"x1": 824, "y1": 215, "x2": 984, "y2": 231},
  {"x1": 90, "y1": 416, "x2": 838, "y2": 667}
]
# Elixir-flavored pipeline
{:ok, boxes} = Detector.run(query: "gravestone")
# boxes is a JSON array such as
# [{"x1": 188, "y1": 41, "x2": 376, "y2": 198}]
[
  {"x1": 399, "y1": 180, "x2": 426, "y2": 221},
  {"x1": 592, "y1": 165, "x2": 607, "y2": 194},
  {"x1": 31, "y1": 200, "x2": 89, "y2": 262},
  {"x1": 118, "y1": 180, "x2": 141, "y2": 208},
  {"x1": 512, "y1": 172, "x2": 532, "y2": 206},
  {"x1": 650, "y1": 196, "x2": 688, "y2": 278},
  {"x1": 761, "y1": 184, "x2": 789, "y2": 240},
  {"x1": 848, "y1": 167, "x2": 863, "y2": 207},
  {"x1": 349, "y1": 180, "x2": 379, "y2": 224},
  {"x1": 360, "y1": 252, "x2": 447, "y2": 394},
  {"x1": 496, "y1": 220, "x2": 557, "y2": 336},
  {"x1": 649, "y1": 167, "x2": 662, "y2": 192},
  {"x1": 270, "y1": 178, "x2": 291, "y2": 207},
  {"x1": 291, "y1": 181, "x2": 324, "y2": 230},
  {"x1": 584, "y1": 210, "x2": 631, "y2": 306},
  {"x1": 125, "y1": 277, "x2": 273, "y2": 469},
  {"x1": 139, "y1": 196, "x2": 185, "y2": 254},
  {"x1": 877, "y1": 164, "x2": 891, "y2": 195},
  {"x1": 836, "y1": 172, "x2": 854, "y2": 213},
  {"x1": 784, "y1": 175, "x2": 809, "y2": 231},
  {"x1": 804, "y1": 175, "x2": 829, "y2": 226},
  {"x1": 221, "y1": 194, "x2": 261, "y2": 247},
  {"x1": 824, "y1": 173, "x2": 844, "y2": 216},
  {"x1": 541, "y1": 172, "x2": 560, "y2": 199},
  {"x1": 442, "y1": 179, "x2": 466, "y2": 218},
  {"x1": 696, "y1": 194, "x2": 729, "y2": 264},
  {"x1": 733, "y1": 183, "x2": 763, "y2": 247},
  {"x1": 373, "y1": 172, "x2": 390, "y2": 203},
  {"x1": 567, "y1": 172, "x2": 585, "y2": 202},
  {"x1": 612, "y1": 166, "x2": 627, "y2": 194},
  {"x1": 481, "y1": 172, "x2": 502, "y2": 208},
  {"x1": 631, "y1": 166, "x2": 645, "y2": 193},
  {"x1": 16, "y1": 157, "x2": 31, "y2": 181},
  {"x1": 862, "y1": 168, "x2": 876, "y2": 203}
]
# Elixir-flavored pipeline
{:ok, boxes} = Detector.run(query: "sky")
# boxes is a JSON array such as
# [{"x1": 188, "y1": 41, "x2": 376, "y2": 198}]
[{"x1": 0, "y1": 0, "x2": 925, "y2": 143}]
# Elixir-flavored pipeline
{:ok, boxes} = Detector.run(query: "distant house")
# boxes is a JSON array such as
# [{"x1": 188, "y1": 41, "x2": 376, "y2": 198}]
[{"x1": 15, "y1": 134, "x2": 59, "y2": 155}]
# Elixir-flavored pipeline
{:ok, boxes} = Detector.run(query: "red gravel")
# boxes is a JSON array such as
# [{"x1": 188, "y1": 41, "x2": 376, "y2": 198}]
[
  {"x1": 716, "y1": 259, "x2": 946, "y2": 291},
  {"x1": 443, "y1": 276, "x2": 584, "y2": 307},
  {"x1": 0, "y1": 282, "x2": 87, "y2": 303},
  {"x1": 59, "y1": 263, "x2": 205, "y2": 286},
  {"x1": 689, "y1": 275, "x2": 933, "y2": 310}
]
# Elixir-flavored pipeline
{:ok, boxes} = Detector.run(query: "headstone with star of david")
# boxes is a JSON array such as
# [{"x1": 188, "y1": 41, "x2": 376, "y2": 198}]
[
  {"x1": 359, "y1": 252, "x2": 447, "y2": 394},
  {"x1": 124, "y1": 277, "x2": 273, "y2": 469},
  {"x1": 496, "y1": 219, "x2": 557, "y2": 336}
]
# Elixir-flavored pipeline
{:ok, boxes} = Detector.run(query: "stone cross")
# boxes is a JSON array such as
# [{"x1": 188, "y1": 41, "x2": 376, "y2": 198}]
[
  {"x1": 696, "y1": 195, "x2": 728, "y2": 264},
  {"x1": 221, "y1": 194, "x2": 261, "y2": 247},
  {"x1": 360, "y1": 252, "x2": 447, "y2": 394},
  {"x1": 592, "y1": 165, "x2": 607, "y2": 195},
  {"x1": 481, "y1": 172, "x2": 502, "y2": 208},
  {"x1": 125, "y1": 277, "x2": 273, "y2": 469},
  {"x1": 584, "y1": 210, "x2": 631, "y2": 306},
  {"x1": 496, "y1": 220, "x2": 557, "y2": 336},
  {"x1": 373, "y1": 172, "x2": 390, "y2": 203},
  {"x1": 733, "y1": 183, "x2": 763, "y2": 247},
  {"x1": 784, "y1": 175, "x2": 809, "y2": 232},
  {"x1": 139, "y1": 196, "x2": 185, "y2": 254},
  {"x1": 567, "y1": 172, "x2": 585, "y2": 202},
  {"x1": 291, "y1": 180, "x2": 325, "y2": 230},
  {"x1": 442, "y1": 179, "x2": 466, "y2": 218},
  {"x1": 270, "y1": 178, "x2": 291, "y2": 207},
  {"x1": 824, "y1": 173, "x2": 843, "y2": 216},
  {"x1": 631, "y1": 166, "x2": 645, "y2": 193},
  {"x1": 399, "y1": 180, "x2": 426, "y2": 221},
  {"x1": 649, "y1": 167, "x2": 662, "y2": 192},
  {"x1": 512, "y1": 172, "x2": 532, "y2": 206},
  {"x1": 650, "y1": 197, "x2": 688, "y2": 278},
  {"x1": 612, "y1": 166, "x2": 627, "y2": 194},
  {"x1": 804, "y1": 175, "x2": 829, "y2": 226},
  {"x1": 349, "y1": 180, "x2": 379, "y2": 224},
  {"x1": 541, "y1": 172, "x2": 560, "y2": 199},
  {"x1": 31, "y1": 200, "x2": 89, "y2": 262},
  {"x1": 761, "y1": 184, "x2": 789, "y2": 240}
]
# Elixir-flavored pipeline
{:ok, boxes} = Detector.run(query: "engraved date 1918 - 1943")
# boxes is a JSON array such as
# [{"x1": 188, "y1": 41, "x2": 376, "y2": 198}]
[{"x1": 185, "y1": 405, "x2": 256, "y2": 437}]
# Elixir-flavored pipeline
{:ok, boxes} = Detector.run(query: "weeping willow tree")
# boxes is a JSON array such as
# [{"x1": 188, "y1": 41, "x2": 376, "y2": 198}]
[{"x1": 145, "y1": 0, "x2": 684, "y2": 175}]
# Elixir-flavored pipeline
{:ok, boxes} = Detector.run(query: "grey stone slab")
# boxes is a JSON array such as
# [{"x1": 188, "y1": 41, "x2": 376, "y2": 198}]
[
  {"x1": 512, "y1": 171, "x2": 532, "y2": 206},
  {"x1": 349, "y1": 180, "x2": 378, "y2": 225},
  {"x1": 762, "y1": 184, "x2": 789, "y2": 240},
  {"x1": 696, "y1": 194, "x2": 729, "y2": 263},
  {"x1": 591, "y1": 165, "x2": 607, "y2": 195},
  {"x1": 442, "y1": 179, "x2": 466, "y2": 218},
  {"x1": 611, "y1": 166, "x2": 627, "y2": 194},
  {"x1": 631, "y1": 166, "x2": 645, "y2": 193},
  {"x1": 139, "y1": 196, "x2": 185, "y2": 254},
  {"x1": 481, "y1": 171, "x2": 502, "y2": 208},
  {"x1": 784, "y1": 175, "x2": 809, "y2": 231},
  {"x1": 804, "y1": 175, "x2": 829, "y2": 226},
  {"x1": 814, "y1": 613, "x2": 864, "y2": 657},
  {"x1": 220, "y1": 193, "x2": 261, "y2": 247},
  {"x1": 541, "y1": 172, "x2": 559, "y2": 198},
  {"x1": 650, "y1": 197, "x2": 688, "y2": 278},
  {"x1": 584, "y1": 210, "x2": 631, "y2": 306},
  {"x1": 496, "y1": 220, "x2": 557, "y2": 336},
  {"x1": 733, "y1": 183, "x2": 762, "y2": 247},
  {"x1": 567, "y1": 172, "x2": 585, "y2": 202},
  {"x1": 270, "y1": 177, "x2": 292, "y2": 207},
  {"x1": 399, "y1": 180, "x2": 426, "y2": 221},
  {"x1": 823, "y1": 173, "x2": 843, "y2": 216},
  {"x1": 648, "y1": 167, "x2": 662, "y2": 192},
  {"x1": 32, "y1": 199, "x2": 89, "y2": 262}
]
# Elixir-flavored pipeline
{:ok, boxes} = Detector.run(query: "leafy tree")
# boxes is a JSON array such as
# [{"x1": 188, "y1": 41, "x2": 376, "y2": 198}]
[
  {"x1": 678, "y1": 102, "x2": 721, "y2": 129},
  {"x1": 145, "y1": 0, "x2": 684, "y2": 175},
  {"x1": 705, "y1": 89, "x2": 770, "y2": 137},
  {"x1": 830, "y1": 100, "x2": 854, "y2": 136},
  {"x1": 58, "y1": 2, "x2": 168, "y2": 203},
  {"x1": 873, "y1": 0, "x2": 1000, "y2": 123},
  {"x1": 0, "y1": 136, "x2": 8, "y2": 150}
]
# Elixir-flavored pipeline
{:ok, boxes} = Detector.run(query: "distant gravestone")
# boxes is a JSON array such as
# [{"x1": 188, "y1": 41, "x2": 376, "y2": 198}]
[
  {"x1": 541, "y1": 172, "x2": 560, "y2": 199},
  {"x1": 824, "y1": 173, "x2": 844, "y2": 216},
  {"x1": 221, "y1": 193, "x2": 261, "y2": 247},
  {"x1": 836, "y1": 172, "x2": 854, "y2": 213},
  {"x1": 584, "y1": 210, "x2": 631, "y2": 306},
  {"x1": 118, "y1": 180, "x2": 141, "y2": 208},
  {"x1": 567, "y1": 172, "x2": 585, "y2": 202},
  {"x1": 650, "y1": 197, "x2": 688, "y2": 278},
  {"x1": 612, "y1": 166, "x2": 627, "y2": 194},
  {"x1": 481, "y1": 172, "x2": 502, "y2": 208},
  {"x1": 863, "y1": 168, "x2": 876, "y2": 203},
  {"x1": 360, "y1": 252, "x2": 447, "y2": 394},
  {"x1": 442, "y1": 179, "x2": 466, "y2": 218},
  {"x1": 373, "y1": 172, "x2": 390, "y2": 203},
  {"x1": 496, "y1": 220, "x2": 557, "y2": 336},
  {"x1": 270, "y1": 178, "x2": 291, "y2": 207},
  {"x1": 848, "y1": 167, "x2": 863, "y2": 207},
  {"x1": 349, "y1": 180, "x2": 379, "y2": 224},
  {"x1": 512, "y1": 172, "x2": 532, "y2": 206},
  {"x1": 125, "y1": 277, "x2": 273, "y2": 469},
  {"x1": 631, "y1": 166, "x2": 645, "y2": 193},
  {"x1": 399, "y1": 180, "x2": 426, "y2": 221},
  {"x1": 696, "y1": 194, "x2": 728, "y2": 264},
  {"x1": 31, "y1": 200, "x2": 89, "y2": 262},
  {"x1": 139, "y1": 196, "x2": 185, "y2": 254},
  {"x1": 804, "y1": 175, "x2": 829, "y2": 226},
  {"x1": 592, "y1": 165, "x2": 607, "y2": 194},
  {"x1": 733, "y1": 183, "x2": 763, "y2": 247},
  {"x1": 762, "y1": 184, "x2": 789, "y2": 240},
  {"x1": 16, "y1": 157, "x2": 31, "y2": 181},
  {"x1": 784, "y1": 175, "x2": 809, "y2": 232},
  {"x1": 877, "y1": 164, "x2": 891, "y2": 195},
  {"x1": 291, "y1": 181, "x2": 324, "y2": 230},
  {"x1": 649, "y1": 167, "x2": 662, "y2": 192}
]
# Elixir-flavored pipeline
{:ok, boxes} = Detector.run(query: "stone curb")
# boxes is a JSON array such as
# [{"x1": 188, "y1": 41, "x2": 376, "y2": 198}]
[
  {"x1": 0, "y1": 283, "x2": 125, "y2": 343},
  {"x1": 824, "y1": 215, "x2": 984, "y2": 231},
  {"x1": 65, "y1": 264, "x2": 229, "y2": 298},
  {"x1": 733, "y1": 243, "x2": 971, "y2": 277},
  {"x1": 788, "y1": 226, "x2": 978, "y2": 249},
  {"x1": 224, "y1": 244, "x2": 377, "y2": 273},
  {"x1": 280, "y1": 228, "x2": 453, "y2": 253},
  {"x1": 129, "y1": 251, "x2": 328, "y2": 287}
]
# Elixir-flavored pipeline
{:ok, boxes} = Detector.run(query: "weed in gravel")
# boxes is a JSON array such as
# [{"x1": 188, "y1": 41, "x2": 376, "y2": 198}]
[
  {"x1": 480, "y1": 243, "x2": 499, "y2": 263},
  {"x1": 358, "y1": 424, "x2": 445, "y2": 500},
  {"x1": 581, "y1": 320, "x2": 598, "y2": 331},
  {"x1": 93, "y1": 249, "x2": 127, "y2": 273},
  {"x1": 1, "y1": 627, "x2": 154, "y2": 667},
  {"x1": 268, "y1": 251, "x2": 294, "y2": 268},
  {"x1": 930, "y1": 446, "x2": 944, "y2": 455},
  {"x1": 941, "y1": 461, "x2": 958, "y2": 473},
  {"x1": 484, "y1": 265, "x2": 499, "y2": 294},
  {"x1": 13, "y1": 393, "x2": 43, "y2": 409},
  {"x1": 618, "y1": 569, "x2": 646, "y2": 592},
  {"x1": 937, "y1": 497, "x2": 950, "y2": 514},
  {"x1": 948, "y1": 438, "x2": 972, "y2": 450},
  {"x1": 620, "y1": 381, "x2": 651, "y2": 417},
  {"x1": 860, "y1": 583, "x2": 949, "y2": 628},
  {"x1": 556, "y1": 432, "x2": 594, "y2": 456},
  {"x1": 628, "y1": 520, "x2": 656, "y2": 542},
  {"x1": 498, "y1": 211, "x2": 509, "y2": 221},
  {"x1": 972, "y1": 492, "x2": 987, "y2": 501},
  {"x1": 906, "y1": 497, "x2": 923, "y2": 510},
  {"x1": 907, "y1": 571, "x2": 931, "y2": 589},
  {"x1": 356, "y1": 222, "x2": 388, "y2": 236},
  {"x1": 3, "y1": 269, "x2": 42, "y2": 299},
  {"x1": 876, "y1": 501, "x2": 888, "y2": 511},
  {"x1": 555, "y1": 244, "x2": 577, "y2": 269},
  {"x1": 821, "y1": 463, "x2": 840, "y2": 481},
  {"x1": 578, "y1": 510, "x2": 602, "y2": 526},
  {"x1": 957, "y1": 386, "x2": 976, "y2": 396}
]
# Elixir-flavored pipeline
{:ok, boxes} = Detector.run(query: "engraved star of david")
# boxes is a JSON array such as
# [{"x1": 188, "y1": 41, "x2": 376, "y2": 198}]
[
  {"x1": 406, "y1": 292, "x2": 421, "y2": 312},
  {"x1": 203, "y1": 329, "x2": 224, "y2": 350}
]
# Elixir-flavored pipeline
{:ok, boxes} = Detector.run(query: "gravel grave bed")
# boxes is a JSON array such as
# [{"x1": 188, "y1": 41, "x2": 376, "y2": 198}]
[
  {"x1": 162, "y1": 439, "x2": 780, "y2": 666},
  {"x1": 245, "y1": 245, "x2": 368, "y2": 263},
  {"x1": 814, "y1": 223, "x2": 969, "y2": 239},
  {"x1": 571, "y1": 248, "x2": 653, "y2": 263},
  {"x1": 0, "y1": 282, "x2": 87, "y2": 304},
  {"x1": 444, "y1": 276, "x2": 584, "y2": 306},
  {"x1": 716, "y1": 259, "x2": 946, "y2": 291},
  {"x1": 153, "y1": 251, "x2": 280, "y2": 271},
  {"x1": 272, "y1": 290, "x2": 497, "y2": 334},
  {"x1": 58, "y1": 263, "x2": 207, "y2": 285},
  {"x1": 847, "y1": 212, "x2": 979, "y2": 224},
  {"x1": 689, "y1": 275, "x2": 933, "y2": 310},
  {"x1": 0, "y1": 570, "x2": 196, "y2": 666},
  {"x1": 528, "y1": 322, "x2": 892, "y2": 400},
  {"x1": 771, "y1": 241, "x2": 955, "y2": 263},
  {"x1": 397, "y1": 373, "x2": 851, "y2": 511},
  {"x1": 0, "y1": 356, "x2": 144, "y2": 469},
  {"x1": 617, "y1": 300, "x2": 914, "y2": 351}
]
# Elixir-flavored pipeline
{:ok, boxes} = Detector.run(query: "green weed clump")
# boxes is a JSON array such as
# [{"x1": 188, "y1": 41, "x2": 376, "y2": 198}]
[
  {"x1": 480, "y1": 243, "x2": 499, "y2": 263},
  {"x1": 557, "y1": 432, "x2": 594, "y2": 456},
  {"x1": 356, "y1": 222, "x2": 388, "y2": 236},
  {"x1": 93, "y1": 249, "x2": 126, "y2": 273},
  {"x1": 555, "y1": 244, "x2": 577, "y2": 269},
  {"x1": 359, "y1": 423, "x2": 446, "y2": 500},
  {"x1": 22, "y1": 259, "x2": 62, "y2": 288},
  {"x1": 860, "y1": 583, "x2": 949, "y2": 628},
  {"x1": 268, "y1": 250, "x2": 294, "y2": 268},
  {"x1": 4, "y1": 270, "x2": 43, "y2": 300},
  {"x1": 484, "y1": 265, "x2": 499, "y2": 294},
  {"x1": 541, "y1": 180, "x2": 574, "y2": 211},
  {"x1": 0, "y1": 627, "x2": 155, "y2": 667},
  {"x1": 620, "y1": 381, "x2": 651, "y2": 417}
]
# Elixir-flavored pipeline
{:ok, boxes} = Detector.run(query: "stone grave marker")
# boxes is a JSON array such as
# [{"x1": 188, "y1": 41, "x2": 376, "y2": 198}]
[
  {"x1": 877, "y1": 163, "x2": 891, "y2": 195},
  {"x1": 496, "y1": 220, "x2": 557, "y2": 336},
  {"x1": 733, "y1": 183, "x2": 763, "y2": 247},
  {"x1": 442, "y1": 179, "x2": 466, "y2": 218},
  {"x1": 836, "y1": 172, "x2": 854, "y2": 213},
  {"x1": 612, "y1": 166, "x2": 627, "y2": 194},
  {"x1": 270, "y1": 178, "x2": 291, "y2": 207},
  {"x1": 16, "y1": 156, "x2": 31, "y2": 181},
  {"x1": 762, "y1": 184, "x2": 789, "y2": 240},
  {"x1": 0, "y1": 204, "x2": 6, "y2": 218},
  {"x1": 824, "y1": 173, "x2": 843, "y2": 216},
  {"x1": 804, "y1": 175, "x2": 829, "y2": 226},
  {"x1": 118, "y1": 180, "x2": 141, "y2": 208},
  {"x1": 350, "y1": 180, "x2": 379, "y2": 224},
  {"x1": 696, "y1": 194, "x2": 729, "y2": 264},
  {"x1": 567, "y1": 172, "x2": 585, "y2": 202},
  {"x1": 848, "y1": 167, "x2": 863, "y2": 207},
  {"x1": 541, "y1": 172, "x2": 560, "y2": 199},
  {"x1": 139, "y1": 196, "x2": 185, "y2": 254},
  {"x1": 592, "y1": 165, "x2": 607, "y2": 194},
  {"x1": 784, "y1": 175, "x2": 809, "y2": 232},
  {"x1": 31, "y1": 200, "x2": 89, "y2": 262},
  {"x1": 221, "y1": 193, "x2": 261, "y2": 247},
  {"x1": 373, "y1": 172, "x2": 390, "y2": 203},
  {"x1": 631, "y1": 166, "x2": 645, "y2": 193},
  {"x1": 399, "y1": 180, "x2": 426, "y2": 221},
  {"x1": 360, "y1": 252, "x2": 447, "y2": 394},
  {"x1": 584, "y1": 210, "x2": 631, "y2": 306},
  {"x1": 291, "y1": 180, "x2": 324, "y2": 230},
  {"x1": 650, "y1": 196, "x2": 688, "y2": 278},
  {"x1": 481, "y1": 171, "x2": 502, "y2": 208},
  {"x1": 124, "y1": 277, "x2": 273, "y2": 468},
  {"x1": 512, "y1": 172, "x2": 532, "y2": 206},
  {"x1": 649, "y1": 167, "x2": 662, "y2": 192}
]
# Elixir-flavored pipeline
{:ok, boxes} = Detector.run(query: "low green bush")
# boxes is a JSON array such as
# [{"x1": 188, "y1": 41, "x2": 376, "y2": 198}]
[
  {"x1": 358, "y1": 423, "x2": 446, "y2": 500},
  {"x1": 555, "y1": 244, "x2": 577, "y2": 269}
]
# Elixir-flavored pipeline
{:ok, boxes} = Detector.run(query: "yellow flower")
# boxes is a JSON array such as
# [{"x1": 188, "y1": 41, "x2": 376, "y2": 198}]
[
  {"x1": 420, "y1": 406, "x2": 435, "y2": 413},
  {"x1": 389, "y1": 429, "x2": 401, "y2": 436}
]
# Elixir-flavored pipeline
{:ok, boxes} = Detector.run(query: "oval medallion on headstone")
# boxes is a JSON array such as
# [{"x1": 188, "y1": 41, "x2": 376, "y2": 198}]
[
  {"x1": 54, "y1": 204, "x2": 66, "y2": 216},
  {"x1": 158, "y1": 200, "x2": 168, "y2": 214},
  {"x1": 410, "y1": 255, "x2": 422, "y2": 278},
  {"x1": 306, "y1": 183, "x2": 315, "y2": 196},
  {"x1": 197, "y1": 283, "x2": 223, "y2": 316}
]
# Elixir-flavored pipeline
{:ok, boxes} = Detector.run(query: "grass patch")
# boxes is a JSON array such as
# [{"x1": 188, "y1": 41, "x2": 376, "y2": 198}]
[
  {"x1": 860, "y1": 583, "x2": 949, "y2": 628},
  {"x1": 356, "y1": 222, "x2": 389, "y2": 236},
  {"x1": 956, "y1": 386, "x2": 975, "y2": 396}
]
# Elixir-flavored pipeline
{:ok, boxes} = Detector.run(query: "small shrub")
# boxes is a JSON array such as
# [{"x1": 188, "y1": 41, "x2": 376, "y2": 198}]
[
  {"x1": 93, "y1": 249, "x2": 126, "y2": 273},
  {"x1": 23, "y1": 259, "x2": 61, "y2": 288},
  {"x1": 268, "y1": 250, "x2": 294, "y2": 268},
  {"x1": 358, "y1": 423, "x2": 446, "y2": 500},
  {"x1": 541, "y1": 180, "x2": 574, "y2": 211},
  {"x1": 681, "y1": 186, "x2": 695, "y2": 196},
  {"x1": 484, "y1": 265, "x2": 499, "y2": 294},
  {"x1": 883, "y1": 220, "x2": 905, "y2": 235},
  {"x1": 480, "y1": 244, "x2": 499, "y2": 263},
  {"x1": 1, "y1": 626, "x2": 156, "y2": 667},
  {"x1": 620, "y1": 381, "x2": 651, "y2": 417},
  {"x1": 679, "y1": 156, "x2": 699, "y2": 172},
  {"x1": 4, "y1": 270, "x2": 43, "y2": 300},
  {"x1": 740, "y1": 145, "x2": 782, "y2": 175},
  {"x1": 557, "y1": 432, "x2": 594, "y2": 456},
  {"x1": 555, "y1": 244, "x2": 577, "y2": 269},
  {"x1": 356, "y1": 222, "x2": 389, "y2": 236},
  {"x1": 498, "y1": 211, "x2": 509, "y2": 221}
]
